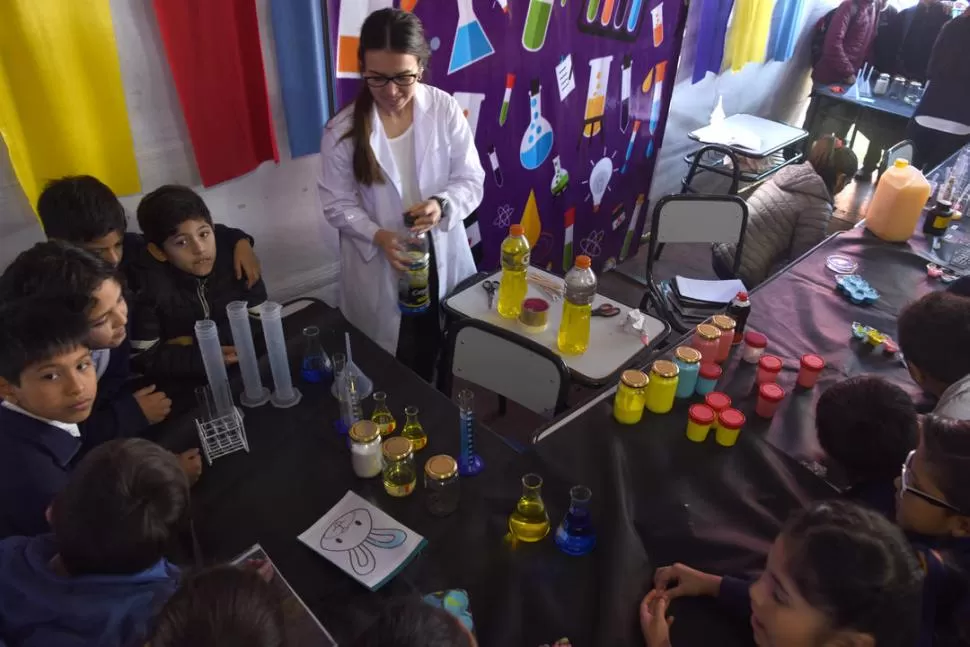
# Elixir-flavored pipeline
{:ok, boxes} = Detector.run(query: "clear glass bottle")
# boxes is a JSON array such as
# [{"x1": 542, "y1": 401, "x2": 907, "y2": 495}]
[
  {"x1": 300, "y1": 326, "x2": 332, "y2": 384},
  {"x1": 457, "y1": 389, "x2": 484, "y2": 476},
  {"x1": 558, "y1": 255, "x2": 597, "y2": 355},
  {"x1": 497, "y1": 224, "x2": 531, "y2": 319},
  {"x1": 370, "y1": 391, "x2": 397, "y2": 437},
  {"x1": 401, "y1": 405, "x2": 427, "y2": 450},
  {"x1": 398, "y1": 227, "x2": 430, "y2": 315},
  {"x1": 613, "y1": 369, "x2": 648, "y2": 424},
  {"x1": 382, "y1": 437, "x2": 416, "y2": 497},
  {"x1": 554, "y1": 484, "x2": 596, "y2": 556},
  {"x1": 333, "y1": 352, "x2": 361, "y2": 434},
  {"x1": 508, "y1": 473, "x2": 550, "y2": 542},
  {"x1": 424, "y1": 454, "x2": 460, "y2": 516},
  {"x1": 349, "y1": 420, "x2": 383, "y2": 478}
]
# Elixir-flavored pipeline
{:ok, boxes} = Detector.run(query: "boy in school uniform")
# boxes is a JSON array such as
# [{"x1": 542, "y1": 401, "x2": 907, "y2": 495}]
[
  {"x1": 36, "y1": 174, "x2": 263, "y2": 292},
  {"x1": 0, "y1": 300, "x2": 97, "y2": 539},
  {"x1": 0, "y1": 438, "x2": 187, "y2": 647},
  {"x1": 131, "y1": 185, "x2": 268, "y2": 381}
]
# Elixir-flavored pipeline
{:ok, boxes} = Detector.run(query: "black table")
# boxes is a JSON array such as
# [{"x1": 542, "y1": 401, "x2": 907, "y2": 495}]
[{"x1": 803, "y1": 84, "x2": 915, "y2": 152}]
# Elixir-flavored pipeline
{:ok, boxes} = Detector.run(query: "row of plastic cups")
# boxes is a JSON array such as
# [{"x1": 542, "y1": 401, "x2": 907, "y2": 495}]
[
  {"x1": 756, "y1": 353, "x2": 825, "y2": 388},
  {"x1": 686, "y1": 392, "x2": 746, "y2": 446}
]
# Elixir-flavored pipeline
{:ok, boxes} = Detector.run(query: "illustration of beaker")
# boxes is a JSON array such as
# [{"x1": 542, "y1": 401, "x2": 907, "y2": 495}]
[
  {"x1": 336, "y1": 0, "x2": 393, "y2": 79},
  {"x1": 651, "y1": 3, "x2": 664, "y2": 47},
  {"x1": 453, "y1": 91, "x2": 486, "y2": 136},
  {"x1": 583, "y1": 55, "x2": 613, "y2": 139},
  {"x1": 523, "y1": 0, "x2": 554, "y2": 52},
  {"x1": 449, "y1": 0, "x2": 495, "y2": 75},
  {"x1": 520, "y1": 79, "x2": 554, "y2": 170}
]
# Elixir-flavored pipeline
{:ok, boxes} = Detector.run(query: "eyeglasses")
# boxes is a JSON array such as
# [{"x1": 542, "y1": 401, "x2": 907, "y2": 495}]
[
  {"x1": 900, "y1": 450, "x2": 964, "y2": 514},
  {"x1": 363, "y1": 73, "x2": 419, "y2": 88}
]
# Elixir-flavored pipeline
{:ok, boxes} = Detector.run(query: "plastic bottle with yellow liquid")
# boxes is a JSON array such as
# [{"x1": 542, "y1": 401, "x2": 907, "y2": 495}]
[
  {"x1": 558, "y1": 255, "x2": 597, "y2": 355},
  {"x1": 497, "y1": 224, "x2": 531, "y2": 319},
  {"x1": 865, "y1": 159, "x2": 931, "y2": 242}
]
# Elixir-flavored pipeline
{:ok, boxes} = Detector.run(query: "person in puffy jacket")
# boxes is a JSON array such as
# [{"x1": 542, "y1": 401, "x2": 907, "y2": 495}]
[
  {"x1": 813, "y1": 0, "x2": 879, "y2": 85},
  {"x1": 713, "y1": 136, "x2": 858, "y2": 286}
]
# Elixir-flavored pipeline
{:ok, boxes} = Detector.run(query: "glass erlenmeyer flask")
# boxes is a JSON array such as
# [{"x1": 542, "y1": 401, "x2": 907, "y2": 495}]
[
  {"x1": 301, "y1": 326, "x2": 332, "y2": 384},
  {"x1": 449, "y1": 0, "x2": 495, "y2": 74},
  {"x1": 370, "y1": 391, "x2": 397, "y2": 437},
  {"x1": 401, "y1": 405, "x2": 428, "y2": 450},
  {"x1": 554, "y1": 485, "x2": 596, "y2": 555},
  {"x1": 508, "y1": 473, "x2": 550, "y2": 542},
  {"x1": 520, "y1": 79, "x2": 554, "y2": 170}
]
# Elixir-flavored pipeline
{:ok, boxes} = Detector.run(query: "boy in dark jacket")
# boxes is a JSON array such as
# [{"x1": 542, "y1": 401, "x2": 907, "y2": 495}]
[
  {"x1": 0, "y1": 438, "x2": 186, "y2": 647},
  {"x1": 131, "y1": 185, "x2": 267, "y2": 381}
]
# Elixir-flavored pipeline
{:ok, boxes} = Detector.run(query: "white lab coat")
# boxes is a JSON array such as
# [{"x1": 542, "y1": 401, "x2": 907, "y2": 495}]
[{"x1": 318, "y1": 84, "x2": 485, "y2": 354}]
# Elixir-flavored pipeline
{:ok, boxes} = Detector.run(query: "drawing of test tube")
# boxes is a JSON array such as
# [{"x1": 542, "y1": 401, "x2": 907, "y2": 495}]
[
  {"x1": 611, "y1": 203, "x2": 627, "y2": 230},
  {"x1": 599, "y1": 0, "x2": 615, "y2": 25},
  {"x1": 488, "y1": 145, "x2": 504, "y2": 187},
  {"x1": 620, "y1": 54, "x2": 632, "y2": 133},
  {"x1": 523, "y1": 0, "x2": 554, "y2": 52},
  {"x1": 645, "y1": 62, "x2": 666, "y2": 158},
  {"x1": 450, "y1": 0, "x2": 495, "y2": 75},
  {"x1": 628, "y1": 0, "x2": 646, "y2": 31},
  {"x1": 620, "y1": 194, "x2": 645, "y2": 261},
  {"x1": 563, "y1": 207, "x2": 576, "y2": 272},
  {"x1": 585, "y1": 0, "x2": 600, "y2": 22},
  {"x1": 613, "y1": 0, "x2": 629, "y2": 27},
  {"x1": 620, "y1": 120, "x2": 641, "y2": 174},
  {"x1": 583, "y1": 55, "x2": 613, "y2": 139},
  {"x1": 336, "y1": 0, "x2": 393, "y2": 78},
  {"x1": 500, "y1": 74, "x2": 515, "y2": 126},
  {"x1": 651, "y1": 2, "x2": 664, "y2": 47}
]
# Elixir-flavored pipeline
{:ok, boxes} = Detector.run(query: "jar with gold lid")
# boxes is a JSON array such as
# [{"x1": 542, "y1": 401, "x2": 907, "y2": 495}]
[
  {"x1": 349, "y1": 420, "x2": 383, "y2": 478},
  {"x1": 382, "y1": 437, "x2": 416, "y2": 497},
  {"x1": 613, "y1": 370, "x2": 648, "y2": 424},
  {"x1": 424, "y1": 454, "x2": 460, "y2": 516},
  {"x1": 711, "y1": 314, "x2": 736, "y2": 363},
  {"x1": 691, "y1": 323, "x2": 721, "y2": 364},
  {"x1": 645, "y1": 360, "x2": 680, "y2": 414},
  {"x1": 673, "y1": 346, "x2": 702, "y2": 399}
]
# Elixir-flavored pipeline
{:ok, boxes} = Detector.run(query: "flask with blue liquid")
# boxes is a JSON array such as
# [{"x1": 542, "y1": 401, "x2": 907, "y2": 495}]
[{"x1": 554, "y1": 485, "x2": 596, "y2": 556}]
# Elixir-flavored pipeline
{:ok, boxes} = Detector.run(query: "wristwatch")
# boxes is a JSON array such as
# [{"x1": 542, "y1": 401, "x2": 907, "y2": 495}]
[{"x1": 430, "y1": 195, "x2": 450, "y2": 219}]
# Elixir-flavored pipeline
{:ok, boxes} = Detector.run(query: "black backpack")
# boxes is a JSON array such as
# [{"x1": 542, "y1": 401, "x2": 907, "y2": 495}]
[{"x1": 811, "y1": 0, "x2": 861, "y2": 66}]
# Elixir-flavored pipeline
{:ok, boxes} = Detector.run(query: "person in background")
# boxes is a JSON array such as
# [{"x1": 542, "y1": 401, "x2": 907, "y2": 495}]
[
  {"x1": 318, "y1": 8, "x2": 484, "y2": 382},
  {"x1": 712, "y1": 135, "x2": 858, "y2": 286},
  {"x1": 0, "y1": 438, "x2": 186, "y2": 647},
  {"x1": 639, "y1": 501, "x2": 923, "y2": 647},
  {"x1": 353, "y1": 596, "x2": 477, "y2": 647},
  {"x1": 148, "y1": 566, "x2": 285, "y2": 647},
  {"x1": 907, "y1": 13, "x2": 970, "y2": 169},
  {"x1": 815, "y1": 375, "x2": 919, "y2": 518},
  {"x1": 896, "y1": 0, "x2": 951, "y2": 83},
  {"x1": 897, "y1": 291, "x2": 970, "y2": 419},
  {"x1": 36, "y1": 175, "x2": 262, "y2": 293},
  {"x1": 813, "y1": 0, "x2": 879, "y2": 86},
  {"x1": 869, "y1": 0, "x2": 902, "y2": 75}
]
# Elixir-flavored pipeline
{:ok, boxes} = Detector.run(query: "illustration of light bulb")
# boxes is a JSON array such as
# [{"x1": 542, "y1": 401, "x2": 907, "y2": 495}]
[
  {"x1": 620, "y1": 54, "x2": 632, "y2": 133},
  {"x1": 520, "y1": 79, "x2": 554, "y2": 170},
  {"x1": 336, "y1": 0, "x2": 393, "y2": 78},
  {"x1": 499, "y1": 73, "x2": 515, "y2": 126},
  {"x1": 646, "y1": 62, "x2": 667, "y2": 158},
  {"x1": 620, "y1": 120, "x2": 641, "y2": 174},
  {"x1": 523, "y1": 0, "x2": 554, "y2": 52},
  {"x1": 588, "y1": 156, "x2": 614, "y2": 212},
  {"x1": 450, "y1": 0, "x2": 495, "y2": 75},
  {"x1": 620, "y1": 194, "x2": 646, "y2": 261},
  {"x1": 521, "y1": 189, "x2": 541, "y2": 247},
  {"x1": 488, "y1": 145, "x2": 504, "y2": 187},
  {"x1": 563, "y1": 207, "x2": 576, "y2": 272},
  {"x1": 583, "y1": 55, "x2": 613, "y2": 139}
]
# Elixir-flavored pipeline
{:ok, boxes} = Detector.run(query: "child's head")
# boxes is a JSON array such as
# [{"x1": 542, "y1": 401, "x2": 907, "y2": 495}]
[
  {"x1": 0, "y1": 298, "x2": 96, "y2": 423},
  {"x1": 137, "y1": 185, "x2": 216, "y2": 277},
  {"x1": 897, "y1": 291, "x2": 970, "y2": 396},
  {"x1": 0, "y1": 241, "x2": 128, "y2": 349},
  {"x1": 51, "y1": 438, "x2": 189, "y2": 575},
  {"x1": 750, "y1": 501, "x2": 922, "y2": 647},
  {"x1": 36, "y1": 175, "x2": 127, "y2": 267},
  {"x1": 815, "y1": 376, "x2": 918, "y2": 484},
  {"x1": 148, "y1": 566, "x2": 284, "y2": 647},
  {"x1": 895, "y1": 414, "x2": 970, "y2": 537},
  {"x1": 808, "y1": 135, "x2": 859, "y2": 196},
  {"x1": 354, "y1": 597, "x2": 477, "y2": 647}
]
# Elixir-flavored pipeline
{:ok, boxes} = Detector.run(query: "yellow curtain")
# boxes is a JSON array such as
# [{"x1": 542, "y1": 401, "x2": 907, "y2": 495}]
[
  {"x1": 723, "y1": 0, "x2": 777, "y2": 72},
  {"x1": 0, "y1": 1, "x2": 139, "y2": 215}
]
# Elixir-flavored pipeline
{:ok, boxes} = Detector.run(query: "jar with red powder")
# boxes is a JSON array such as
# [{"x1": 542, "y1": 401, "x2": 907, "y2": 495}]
[
  {"x1": 755, "y1": 383, "x2": 786, "y2": 418},
  {"x1": 797, "y1": 354, "x2": 825, "y2": 388},
  {"x1": 757, "y1": 355, "x2": 783, "y2": 384}
]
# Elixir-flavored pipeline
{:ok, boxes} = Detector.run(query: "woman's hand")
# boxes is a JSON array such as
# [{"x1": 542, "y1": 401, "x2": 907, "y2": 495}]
[
  {"x1": 374, "y1": 229, "x2": 409, "y2": 271},
  {"x1": 640, "y1": 590, "x2": 675, "y2": 647},
  {"x1": 652, "y1": 563, "x2": 722, "y2": 600},
  {"x1": 407, "y1": 200, "x2": 442, "y2": 234}
]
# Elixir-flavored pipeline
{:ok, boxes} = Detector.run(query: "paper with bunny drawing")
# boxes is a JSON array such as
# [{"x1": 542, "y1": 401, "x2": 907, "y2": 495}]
[{"x1": 298, "y1": 491, "x2": 427, "y2": 591}]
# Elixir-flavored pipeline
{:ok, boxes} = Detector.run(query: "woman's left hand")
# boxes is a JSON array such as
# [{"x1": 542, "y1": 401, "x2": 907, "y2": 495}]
[{"x1": 407, "y1": 200, "x2": 442, "y2": 234}]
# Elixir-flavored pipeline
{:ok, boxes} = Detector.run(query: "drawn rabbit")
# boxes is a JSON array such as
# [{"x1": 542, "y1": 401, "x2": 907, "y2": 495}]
[{"x1": 318, "y1": 508, "x2": 407, "y2": 576}]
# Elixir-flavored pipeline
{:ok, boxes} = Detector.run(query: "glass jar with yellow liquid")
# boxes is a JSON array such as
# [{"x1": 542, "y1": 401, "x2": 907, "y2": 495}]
[
  {"x1": 370, "y1": 391, "x2": 396, "y2": 437},
  {"x1": 382, "y1": 437, "x2": 416, "y2": 498},
  {"x1": 401, "y1": 405, "x2": 427, "y2": 451},
  {"x1": 614, "y1": 369, "x2": 648, "y2": 424},
  {"x1": 497, "y1": 224, "x2": 531, "y2": 319},
  {"x1": 645, "y1": 360, "x2": 680, "y2": 414},
  {"x1": 508, "y1": 473, "x2": 550, "y2": 542},
  {"x1": 558, "y1": 255, "x2": 597, "y2": 355}
]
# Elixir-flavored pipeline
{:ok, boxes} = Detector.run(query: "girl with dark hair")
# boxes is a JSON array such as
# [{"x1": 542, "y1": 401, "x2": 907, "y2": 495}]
[
  {"x1": 640, "y1": 500, "x2": 924, "y2": 647},
  {"x1": 318, "y1": 9, "x2": 485, "y2": 380}
]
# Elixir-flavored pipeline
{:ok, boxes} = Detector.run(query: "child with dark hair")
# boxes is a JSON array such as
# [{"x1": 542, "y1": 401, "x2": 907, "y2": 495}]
[
  {"x1": 148, "y1": 566, "x2": 286, "y2": 647},
  {"x1": 640, "y1": 500, "x2": 924, "y2": 647},
  {"x1": 35, "y1": 175, "x2": 261, "y2": 292},
  {"x1": 0, "y1": 438, "x2": 186, "y2": 647},
  {"x1": 132, "y1": 185, "x2": 267, "y2": 381},
  {"x1": 0, "y1": 299, "x2": 97, "y2": 538},
  {"x1": 898, "y1": 291, "x2": 970, "y2": 419},
  {"x1": 353, "y1": 596, "x2": 477, "y2": 647},
  {"x1": 815, "y1": 375, "x2": 919, "y2": 517}
]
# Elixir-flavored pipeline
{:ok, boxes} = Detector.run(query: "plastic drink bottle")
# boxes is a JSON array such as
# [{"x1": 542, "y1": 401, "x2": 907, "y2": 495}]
[
  {"x1": 497, "y1": 224, "x2": 531, "y2": 319},
  {"x1": 558, "y1": 255, "x2": 597, "y2": 355}
]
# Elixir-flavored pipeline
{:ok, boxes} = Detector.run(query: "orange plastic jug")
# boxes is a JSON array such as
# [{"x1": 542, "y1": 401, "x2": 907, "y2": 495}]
[{"x1": 865, "y1": 159, "x2": 931, "y2": 242}]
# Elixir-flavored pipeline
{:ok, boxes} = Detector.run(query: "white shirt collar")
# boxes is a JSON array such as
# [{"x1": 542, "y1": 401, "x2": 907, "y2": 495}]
[{"x1": 1, "y1": 400, "x2": 81, "y2": 438}]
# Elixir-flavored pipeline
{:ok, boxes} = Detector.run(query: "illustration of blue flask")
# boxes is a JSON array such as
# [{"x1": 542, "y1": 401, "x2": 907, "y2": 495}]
[{"x1": 520, "y1": 79, "x2": 554, "y2": 170}]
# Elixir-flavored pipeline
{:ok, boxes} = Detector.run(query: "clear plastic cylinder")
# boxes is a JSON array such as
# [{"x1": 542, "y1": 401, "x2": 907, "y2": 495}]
[
  {"x1": 259, "y1": 302, "x2": 302, "y2": 408},
  {"x1": 226, "y1": 301, "x2": 269, "y2": 407},
  {"x1": 194, "y1": 320, "x2": 234, "y2": 416}
]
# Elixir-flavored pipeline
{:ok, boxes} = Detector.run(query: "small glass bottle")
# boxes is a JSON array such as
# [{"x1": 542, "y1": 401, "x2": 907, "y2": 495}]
[
  {"x1": 715, "y1": 408, "x2": 746, "y2": 447},
  {"x1": 742, "y1": 331, "x2": 768, "y2": 364},
  {"x1": 424, "y1": 454, "x2": 460, "y2": 517},
  {"x1": 756, "y1": 383, "x2": 785, "y2": 418},
  {"x1": 382, "y1": 436, "x2": 416, "y2": 497},
  {"x1": 613, "y1": 369, "x2": 648, "y2": 424},
  {"x1": 691, "y1": 323, "x2": 721, "y2": 364},
  {"x1": 457, "y1": 389, "x2": 484, "y2": 476},
  {"x1": 554, "y1": 484, "x2": 596, "y2": 556},
  {"x1": 685, "y1": 403, "x2": 715, "y2": 443},
  {"x1": 757, "y1": 355, "x2": 783, "y2": 384},
  {"x1": 349, "y1": 420, "x2": 383, "y2": 478},
  {"x1": 797, "y1": 354, "x2": 825, "y2": 389},
  {"x1": 695, "y1": 363, "x2": 722, "y2": 396},
  {"x1": 300, "y1": 326, "x2": 332, "y2": 384},
  {"x1": 645, "y1": 360, "x2": 679, "y2": 414},
  {"x1": 401, "y1": 405, "x2": 428, "y2": 451},
  {"x1": 508, "y1": 473, "x2": 550, "y2": 542},
  {"x1": 711, "y1": 314, "x2": 736, "y2": 363},
  {"x1": 673, "y1": 346, "x2": 702, "y2": 398},
  {"x1": 370, "y1": 391, "x2": 397, "y2": 437}
]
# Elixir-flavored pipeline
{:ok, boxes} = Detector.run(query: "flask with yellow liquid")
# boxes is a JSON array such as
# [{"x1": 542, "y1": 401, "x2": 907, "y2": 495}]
[
  {"x1": 497, "y1": 224, "x2": 530, "y2": 319},
  {"x1": 557, "y1": 255, "x2": 597, "y2": 355},
  {"x1": 508, "y1": 473, "x2": 550, "y2": 542}
]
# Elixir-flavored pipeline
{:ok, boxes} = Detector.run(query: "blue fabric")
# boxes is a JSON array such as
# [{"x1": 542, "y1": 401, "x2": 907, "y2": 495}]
[
  {"x1": 0, "y1": 535, "x2": 179, "y2": 647},
  {"x1": 79, "y1": 339, "x2": 149, "y2": 453},
  {"x1": 693, "y1": 0, "x2": 737, "y2": 83},
  {"x1": 766, "y1": 0, "x2": 806, "y2": 62},
  {"x1": 717, "y1": 575, "x2": 752, "y2": 617},
  {"x1": 270, "y1": 0, "x2": 331, "y2": 157}
]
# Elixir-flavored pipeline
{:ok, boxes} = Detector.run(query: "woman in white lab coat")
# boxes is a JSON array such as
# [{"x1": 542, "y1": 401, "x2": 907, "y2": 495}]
[{"x1": 318, "y1": 9, "x2": 484, "y2": 381}]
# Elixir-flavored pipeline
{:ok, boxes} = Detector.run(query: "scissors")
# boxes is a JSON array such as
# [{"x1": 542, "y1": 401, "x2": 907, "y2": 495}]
[
  {"x1": 591, "y1": 303, "x2": 621, "y2": 318},
  {"x1": 482, "y1": 280, "x2": 499, "y2": 309}
]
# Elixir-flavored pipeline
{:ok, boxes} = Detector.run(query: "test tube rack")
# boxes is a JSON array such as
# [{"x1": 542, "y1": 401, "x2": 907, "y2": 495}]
[{"x1": 195, "y1": 408, "x2": 248, "y2": 465}]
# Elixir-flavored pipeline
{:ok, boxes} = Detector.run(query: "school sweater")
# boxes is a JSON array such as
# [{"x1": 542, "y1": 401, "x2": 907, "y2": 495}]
[
  {"x1": 79, "y1": 339, "x2": 148, "y2": 451},
  {"x1": 0, "y1": 534, "x2": 179, "y2": 647}
]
